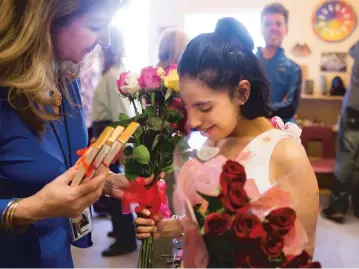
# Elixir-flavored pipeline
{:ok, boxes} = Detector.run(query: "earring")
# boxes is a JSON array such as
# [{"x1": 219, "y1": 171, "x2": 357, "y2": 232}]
[{"x1": 241, "y1": 96, "x2": 247, "y2": 105}]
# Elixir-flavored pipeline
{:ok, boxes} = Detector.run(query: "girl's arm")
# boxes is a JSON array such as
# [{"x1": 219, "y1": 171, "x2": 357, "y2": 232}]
[{"x1": 271, "y1": 138, "x2": 319, "y2": 256}]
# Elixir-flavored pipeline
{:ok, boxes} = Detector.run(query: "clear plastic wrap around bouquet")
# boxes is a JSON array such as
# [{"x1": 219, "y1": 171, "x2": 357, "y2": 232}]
[{"x1": 172, "y1": 124, "x2": 321, "y2": 268}]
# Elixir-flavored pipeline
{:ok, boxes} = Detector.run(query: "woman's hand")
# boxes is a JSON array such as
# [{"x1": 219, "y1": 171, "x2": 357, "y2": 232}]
[
  {"x1": 15, "y1": 167, "x2": 108, "y2": 223},
  {"x1": 105, "y1": 172, "x2": 165, "y2": 199}
]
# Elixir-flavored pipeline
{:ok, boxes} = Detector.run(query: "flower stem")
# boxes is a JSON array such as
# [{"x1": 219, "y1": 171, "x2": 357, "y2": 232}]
[
  {"x1": 131, "y1": 98, "x2": 139, "y2": 116},
  {"x1": 137, "y1": 235, "x2": 154, "y2": 268}
]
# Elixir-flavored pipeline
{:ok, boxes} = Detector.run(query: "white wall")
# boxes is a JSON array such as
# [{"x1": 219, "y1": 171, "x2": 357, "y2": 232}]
[
  {"x1": 113, "y1": 0, "x2": 150, "y2": 72},
  {"x1": 148, "y1": 0, "x2": 359, "y2": 94}
]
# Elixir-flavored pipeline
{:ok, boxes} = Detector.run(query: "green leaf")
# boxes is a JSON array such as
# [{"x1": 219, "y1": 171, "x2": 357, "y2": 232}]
[
  {"x1": 110, "y1": 120, "x2": 130, "y2": 128},
  {"x1": 197, "y1": 191, "x2": 223, "y2": 213},
  {"x1": 112, "y1": 113, "x2": 132, "y2": 127},
  {"x1": 165, "y1": 126, "x2": 175, "y2": 136},
  {"x1": 152, "y1": 134, "x2": 161, "y2": 150},
  {"x1": 134, "y1": 125, "x2": 144, "y2": 138},
  {"x1": 194, "y1": 204, "x2": 206, "y2": 229},
  {"x1": 132, "y1": 113, "x2": 147, "y2": 121},
  {"x1": 163, "y1": 138, "x2": 175, "y2": 154},
  {"x1": 147, "y1": 117, "x2": 168, "y2": 131},
  {"x1": 268, "y1": 252, "x2": 285, "y2": 264},
  {"x1": 126, "y1": 173, "x2": 138, "y2": 181},
  {"x1": 217, "y1": 208, "x2": 226, "y2": 214},
  {"x1": 133, "y1": 145, "x2": 150, "y2": 165},
  {"x1": 124, "y1": 159, "x2": 150, "y2": 180},
  {"x1": 119, "y1": 113, "x2": 130, "y2": 121},
  {"x1": 132, "y1": 113, "x2": 147, "y2": 125},
  {"x1": 166, "y1": 109, "x2": 184, "y2": 123},
  {"x1": 124, "y1": 146, "x2": 133, "y2": 156},
  {"x1": 146, "y1": 106, "x2": 155, "y2": 118},
  {"x1": 161, "y1": 155, "x2": 173, "y2": 167},
  {"x1": 165, "y1": 89, "x2": 173, "y2": 101},
  {"x1": 161, "y1": 164, "x2": 174, "y2": 174}
]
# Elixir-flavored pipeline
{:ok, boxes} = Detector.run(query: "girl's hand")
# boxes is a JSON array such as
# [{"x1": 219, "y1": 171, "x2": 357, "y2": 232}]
[
  {"x1": 135, "y1": 209, "x2": 184, "y2": 240},
  {"x1": 135, "y1": 209, "x2": 162, "y2": 239}
]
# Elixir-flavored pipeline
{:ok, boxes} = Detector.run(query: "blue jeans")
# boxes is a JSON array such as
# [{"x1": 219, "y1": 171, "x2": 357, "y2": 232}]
[{"x1": 329, "y1": 107, "x2": 359, "y2": 213}]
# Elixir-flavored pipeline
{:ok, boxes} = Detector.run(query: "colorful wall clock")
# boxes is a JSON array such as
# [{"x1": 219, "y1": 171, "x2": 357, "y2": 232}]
[{"x1": 312, "y1": 0, "x2": 357, "y2": 43}]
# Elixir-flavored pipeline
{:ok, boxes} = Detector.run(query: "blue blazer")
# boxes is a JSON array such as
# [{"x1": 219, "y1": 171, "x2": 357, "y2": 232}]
[{"x1": 0, "y1": 80, "x2": 92, "y2": 267}]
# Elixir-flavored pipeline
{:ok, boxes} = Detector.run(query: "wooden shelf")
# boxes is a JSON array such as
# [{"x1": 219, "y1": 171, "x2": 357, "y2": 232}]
[
  {"x1": 298, "y1": 123, "x2": 338, "y2": 132},
  {"x1": 301, "y1": 95, "x2": 343, "y2": 101}
]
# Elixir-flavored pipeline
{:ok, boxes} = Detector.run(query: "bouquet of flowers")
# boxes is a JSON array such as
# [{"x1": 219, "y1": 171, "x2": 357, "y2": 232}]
[
  {"x1": 115, "y1": 64, "x2": 184, "y2": 268},
  {"x1": 173, "y1": 133, "x2": 321, "y2": 268}
]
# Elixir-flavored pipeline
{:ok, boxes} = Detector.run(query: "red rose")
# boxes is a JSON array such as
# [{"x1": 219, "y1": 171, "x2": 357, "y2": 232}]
[
  {"x1": 264, "y1": 207, "x2": 296, "y2": 236},
  {"x1": 220, "y1": 185, "x2": 249, "y2": 213},
  {"x1": 261, "y1": 235, "x2": 284, "y2": 259},
  {"x1": 221, "y1": 160, "x2": 247, "y2": 185},
  {"x1": 232, "y1": 213, "x2": 266, "y2": 240},
  {"x1": 204, "y1": 212, "x2": 232, "y2": 236},
  {"x1": 282, "y1": 251, "x2": 321, "y2": 268},
  {"x1": 117, "y1": 72, "x2": 129, "y2": 95},
  {"x1": 220, "y1": 160, "x2": 249, "y2": 213},
  {"x1": 138, "y1": 66, "x2": 162, "y2": 91}
]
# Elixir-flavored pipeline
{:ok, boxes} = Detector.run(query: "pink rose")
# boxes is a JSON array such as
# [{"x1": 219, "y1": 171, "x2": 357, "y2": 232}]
[
  {"x1": 138, "y1": 66, "x2": 162, "y2": 91},
  {"x1": 117, "y1": 72, "x2": 129, "y2": 95}
]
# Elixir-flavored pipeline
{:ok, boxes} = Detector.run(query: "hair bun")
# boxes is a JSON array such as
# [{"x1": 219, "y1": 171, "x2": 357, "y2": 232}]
[{"x1": 215, "y1": 17, "x2": 254, "y2": 51}]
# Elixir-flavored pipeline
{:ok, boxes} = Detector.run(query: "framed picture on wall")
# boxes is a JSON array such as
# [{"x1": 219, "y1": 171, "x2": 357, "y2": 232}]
[{"x1": 320, "y1": 52, "x2": 348, "y2": 72}]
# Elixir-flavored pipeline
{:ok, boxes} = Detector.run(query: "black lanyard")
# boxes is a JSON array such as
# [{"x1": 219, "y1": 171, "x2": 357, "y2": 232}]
[{"x1": 49, "y1": 103, "x2": 72, "y2": 169}]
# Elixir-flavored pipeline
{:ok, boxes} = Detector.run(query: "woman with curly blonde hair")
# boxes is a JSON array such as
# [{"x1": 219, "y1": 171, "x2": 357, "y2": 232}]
[{"x1": 0, "y1": 0, "x2": 135, "y2": 267}]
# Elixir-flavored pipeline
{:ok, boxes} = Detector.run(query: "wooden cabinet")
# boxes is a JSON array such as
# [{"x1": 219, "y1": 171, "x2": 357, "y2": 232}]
[{"x1": 297, "y1": 95, "x2": 343, "y2": 126}]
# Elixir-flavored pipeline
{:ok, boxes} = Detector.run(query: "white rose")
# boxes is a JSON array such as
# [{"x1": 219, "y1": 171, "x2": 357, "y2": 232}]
[{"x1": 121, "y1": 72, "x2": 141, "y2": 96}]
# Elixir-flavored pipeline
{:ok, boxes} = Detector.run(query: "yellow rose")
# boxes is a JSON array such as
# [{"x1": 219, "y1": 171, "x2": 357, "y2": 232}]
[{"x1": 163, "y1": 69, "x2": 180, "y2": 92}]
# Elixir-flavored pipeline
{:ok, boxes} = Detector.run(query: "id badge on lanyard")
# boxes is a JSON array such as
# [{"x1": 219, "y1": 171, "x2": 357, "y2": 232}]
[
  {"x1": 69, "y1": 207, "x2": 93, "y2": 242},
  {"x1": 50, "y1": 105, "x2": 93, "y2": 242}
]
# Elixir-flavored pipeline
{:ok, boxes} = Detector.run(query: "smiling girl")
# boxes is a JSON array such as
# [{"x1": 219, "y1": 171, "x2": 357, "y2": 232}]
[{"x1": 135, "y1": 18, "x2": 319, "y2": 267}]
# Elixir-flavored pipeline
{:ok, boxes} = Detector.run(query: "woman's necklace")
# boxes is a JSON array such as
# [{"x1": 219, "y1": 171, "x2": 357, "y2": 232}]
[
  {"x1": 52, "y1": 89, "x2": 63, "y2": 107},
  {"x1": 34, "y1": 88, "x2": 62, "y2": 108}
]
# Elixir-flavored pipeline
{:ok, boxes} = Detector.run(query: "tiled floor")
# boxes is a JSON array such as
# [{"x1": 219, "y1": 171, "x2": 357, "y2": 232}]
[
  {"x1": 72, "y1": 195, "x2": 359, "y2": 268},
  {"x1": 72, "y1": 215, "x2": 138, "y2": 268}
]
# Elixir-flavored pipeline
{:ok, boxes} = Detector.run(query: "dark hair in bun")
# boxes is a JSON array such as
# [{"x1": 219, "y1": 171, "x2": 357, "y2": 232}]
[
  {"x1": 178, "y1": 17, "x2": 271, "y2": 120},
  {"x1": 215, "y1": 17, "x2": 254, "y2": 51}
]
